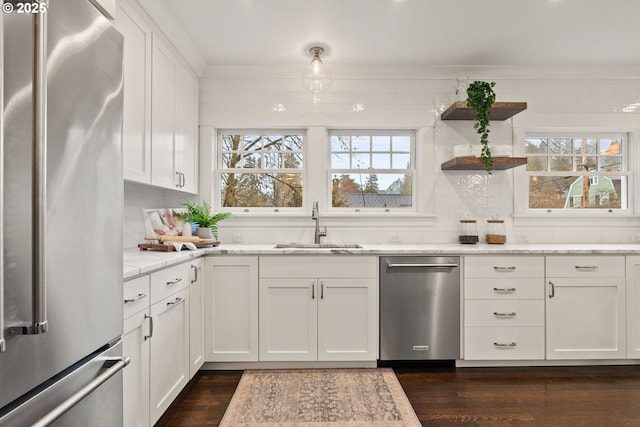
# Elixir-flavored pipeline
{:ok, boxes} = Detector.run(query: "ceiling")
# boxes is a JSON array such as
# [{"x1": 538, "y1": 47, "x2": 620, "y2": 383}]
[{"x1": 157, "y1": 0, "x2": 640, "y2": 70}]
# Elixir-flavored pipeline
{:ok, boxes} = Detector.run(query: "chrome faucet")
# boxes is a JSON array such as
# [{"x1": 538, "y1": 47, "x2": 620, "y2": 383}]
[{"x1": 312, "y1": 199, "x2": 327, "y2": 244}]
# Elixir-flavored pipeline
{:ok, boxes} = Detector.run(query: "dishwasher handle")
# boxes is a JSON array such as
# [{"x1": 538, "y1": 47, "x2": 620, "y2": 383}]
[{"x1": 386, "y1": 263, "x2": 459, "y2": 268}]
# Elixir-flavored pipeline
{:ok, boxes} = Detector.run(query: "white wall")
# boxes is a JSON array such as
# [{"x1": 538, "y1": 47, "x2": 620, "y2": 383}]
[{"x1": 125, "y1": 65, "x2": 640, "y2": 246}]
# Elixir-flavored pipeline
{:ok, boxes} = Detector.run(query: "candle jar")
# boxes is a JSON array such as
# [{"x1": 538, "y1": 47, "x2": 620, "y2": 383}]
[
  {"x1": 486, "y1": 219, "x2": 506, "y2": 244},
  {"x1": 458, "y1": 220, "x2": 479, "y2": 244}
]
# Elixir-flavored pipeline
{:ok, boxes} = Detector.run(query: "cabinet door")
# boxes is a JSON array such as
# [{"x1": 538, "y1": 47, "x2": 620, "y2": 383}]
[
  {"x1": 174, "y1": 65, "x2": 199, "y2": 194},
  {"x1": 318, "y1": 278, "x2": 378, "y2": 361},
  {"x1": 150, "y1": 34, "x2": 177, "y2": 190},
  {"x1": 149, "y1": 288, "x2": 189, "y2": 424},
  {"x1": 123, "y1": 310, "x2": 150, "y2": 427},
  {"x1": 116, "y1": 2, "x2": 152, "y2": 184},
  {"x1": 627, "y1": 256, "x2": 640, "y2": 358},
  {"x1": 205, "y1": 257, "x2": 259, "y2": 362},
  {"x1": 259, "y1": 278, "x2": 318, "y2": 361},
  {"x1": 546, "y1": 277, "x2": 626, "y2": 359},
  {"x1": 189, "y1": 260, "x2": 204, "y2": 377}
]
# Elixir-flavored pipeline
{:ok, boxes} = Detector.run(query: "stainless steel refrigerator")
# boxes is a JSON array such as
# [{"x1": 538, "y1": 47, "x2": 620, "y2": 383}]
[{"x1": 1, "y1": 0, "x2": 127, "y2": 425}]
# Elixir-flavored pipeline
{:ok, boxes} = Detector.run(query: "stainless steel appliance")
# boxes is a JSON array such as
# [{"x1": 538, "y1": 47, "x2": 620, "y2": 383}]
[
  {"x1": 1, "y1": 1, "x2": 127, "y2": 425},
  {"x1": 380, "y1": 256, "x2": 460, "y2": 361}
]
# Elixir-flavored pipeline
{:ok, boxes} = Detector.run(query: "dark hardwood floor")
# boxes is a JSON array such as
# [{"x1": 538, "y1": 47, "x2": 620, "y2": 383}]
[{"x1": 155, "y1": 365, "x2": 640, "y2": 426}]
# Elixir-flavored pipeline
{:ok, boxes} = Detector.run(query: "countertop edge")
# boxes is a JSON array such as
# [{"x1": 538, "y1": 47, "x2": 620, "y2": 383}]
[{"x1": 123, "y1": 243, "x2": 640, "y2": 280}]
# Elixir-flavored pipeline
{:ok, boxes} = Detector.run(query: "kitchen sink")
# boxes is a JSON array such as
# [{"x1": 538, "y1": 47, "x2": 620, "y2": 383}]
[{"x1": 274, "y1": 243, "x2": 363, "y2": 249}]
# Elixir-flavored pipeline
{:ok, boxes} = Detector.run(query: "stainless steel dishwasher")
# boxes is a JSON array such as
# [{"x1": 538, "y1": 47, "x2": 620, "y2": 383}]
[{"x1": 380, "y1": 256, "x2": 460, "y2": 361}]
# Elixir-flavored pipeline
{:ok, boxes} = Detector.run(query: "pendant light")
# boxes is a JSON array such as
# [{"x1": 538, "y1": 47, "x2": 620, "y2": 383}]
[{"x1": 302, "y1": 46, "x2": 331, "y2": 103}]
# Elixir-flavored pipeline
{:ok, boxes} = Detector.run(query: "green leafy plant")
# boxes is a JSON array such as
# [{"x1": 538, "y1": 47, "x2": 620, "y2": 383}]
[
  {"x1": 174, "y1": 200, "x2": 231, "y2": 239},
  {"x1": 466, "y1": 81, "x2": 496, "y2": 174}
]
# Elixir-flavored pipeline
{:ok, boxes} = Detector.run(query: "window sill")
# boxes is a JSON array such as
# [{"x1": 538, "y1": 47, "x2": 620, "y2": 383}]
[
  {"x1": 221, "y1": 212, "x2": 436, "y2": 228},
  {"x1": 513, "y1": 212, "x2": 640, "y2": 227}
]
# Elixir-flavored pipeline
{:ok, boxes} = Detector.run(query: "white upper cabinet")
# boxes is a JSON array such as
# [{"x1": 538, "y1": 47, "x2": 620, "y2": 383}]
[
  {"x1": 151, "y1": 34, "x2": 199, "y2": 193},
  {"x1": 150, "y1": 35, "x2": 178, "y2": 189},
  {"x1": 116, "y1": 2, "x2": 152, "y2": 184},
  {"x1": 116, "y1": 1, "x2": 199, "y2": 193},
  {"x1": 174, "y1": 65, "x2": 199, "y2": 194}
]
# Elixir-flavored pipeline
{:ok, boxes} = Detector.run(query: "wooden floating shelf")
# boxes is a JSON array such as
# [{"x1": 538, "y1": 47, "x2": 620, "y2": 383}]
[
  {"x1": 441, "y1": 156, "x2": 528, "y2": 171},
  {"x1": 441, "y1": 101, "x2": 527, "y2": 121}
]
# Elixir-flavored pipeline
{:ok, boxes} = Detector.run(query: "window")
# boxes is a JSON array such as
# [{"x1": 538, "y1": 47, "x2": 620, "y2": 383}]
[
  {"x1": 524, "y1": 133, "x2": 628, "y2": 210},
  {"x1": 329, "y1": 130, "x2": 415, "y2": 210},
  {"x1": 217, "y1": 131, "x2": 304, "y2": 209}
]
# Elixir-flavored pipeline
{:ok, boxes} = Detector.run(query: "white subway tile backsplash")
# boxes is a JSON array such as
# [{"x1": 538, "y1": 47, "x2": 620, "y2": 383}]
[{"x1": 123, "y1": 72, "x2": 640, "y2": 248}]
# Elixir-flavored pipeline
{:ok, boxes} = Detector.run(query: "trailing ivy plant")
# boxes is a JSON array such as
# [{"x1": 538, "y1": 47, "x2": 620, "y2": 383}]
[{"x1": 466, "y1": 81, "x2": 496, "y2": 174}]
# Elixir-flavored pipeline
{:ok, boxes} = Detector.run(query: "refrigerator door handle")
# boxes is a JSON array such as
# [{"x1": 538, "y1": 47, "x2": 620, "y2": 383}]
[
  {"x1": 30, "y1": 356, "x2": 130, "y2": 427},
  {"x1": 7, "y1": 8, "x2": 49, "y2": 337}
]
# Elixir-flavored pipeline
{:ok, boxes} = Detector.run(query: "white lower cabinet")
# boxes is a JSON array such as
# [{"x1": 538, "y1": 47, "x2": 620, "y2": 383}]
[
  {"x1": 149, "y1": 287, "x2": 190, "y2": 424},
  {"x1": 189, "y1": 259, "x2": 205, "y2": 377},
  {"x1": 123, "y1": 276, "x2": 151, "y2": 427},
  {"x1": 546, "y1": 256, "x2": 626, "y2": 359},
  {"x1": 204, "y1": 256, "x2": 259, "y2": 362},
  {"x1": 463, "y1": 256, "x2": 545, "y2": 360},
  {"x1": 627, "y1": 256, "x2": 640, "y2": 358},
  {"x1": 122, "y1": 260, "x2": 194, "y2": 427},
  {"x1": 259, "y1": 256, "x2": 378, "y2": 362}
]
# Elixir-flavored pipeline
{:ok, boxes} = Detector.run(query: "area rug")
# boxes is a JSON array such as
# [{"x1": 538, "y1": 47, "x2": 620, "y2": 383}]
[{"x1": 219, "y1": 368, "x2": 422, "y2": 427}]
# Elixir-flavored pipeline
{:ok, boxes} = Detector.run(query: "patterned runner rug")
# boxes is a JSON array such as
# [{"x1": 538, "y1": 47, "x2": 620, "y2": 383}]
[{"x1": 219, "y1": 368, "x2": 422, "y2": 427}]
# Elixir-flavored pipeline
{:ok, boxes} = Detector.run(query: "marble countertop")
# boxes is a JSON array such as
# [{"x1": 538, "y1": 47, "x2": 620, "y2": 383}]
[{"x1": 123, "y1": 243, "x2": 640, "y2": 280}]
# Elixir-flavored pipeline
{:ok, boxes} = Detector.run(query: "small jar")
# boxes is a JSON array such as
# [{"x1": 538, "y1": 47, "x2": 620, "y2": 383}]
[
  {"x1": 458, "y1": 220, "x2": 479, "y2": 244},
  {"x1": 486, "y1": 219, "x2": 506, "y2": 244}
]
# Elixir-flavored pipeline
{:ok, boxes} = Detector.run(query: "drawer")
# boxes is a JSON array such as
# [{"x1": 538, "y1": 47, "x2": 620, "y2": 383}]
[
  {"x1": 464, "y1": 278, "x2": 544, "y2": 300},
  {"x1": 546, "y1": 256, "x2": 625, "y2": 278},
  {"x1": 260, "y1": 256, "x2": 377, "y2": 278},
  {"x1": 465, "y1": 256, "x2": 544, "y2": 278},
  {"x1": 123, "y1": 275, "x2": 150, "y2": 319},
  {"x1": 150, "y1": 262, "x2": 191, "y2": 304},
  {"x1": 465, "y1": 300, "x2": 544, "y2": 327},
  {"x1": 464, "y1": 327, "x2": 545, "y2": 360}
]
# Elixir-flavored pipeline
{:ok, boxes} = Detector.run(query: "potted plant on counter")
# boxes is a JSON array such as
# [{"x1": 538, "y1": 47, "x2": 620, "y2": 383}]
[
  {"x1": 466, "y1": 80, "x2": 496, "y2": 174},
  {"x1": 174, "y1": 200, "x2": 231, "y2": 240}
]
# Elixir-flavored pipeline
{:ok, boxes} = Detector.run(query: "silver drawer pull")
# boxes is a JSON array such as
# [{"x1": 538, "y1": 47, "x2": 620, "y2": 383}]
[
  {"x1": 493, "y1": 287, "x2": 516, "y2": 292},
  {"x1": 124, "y1": 293, "x2": 147, "y2": 303},
  {"x1": 166, "y1": 297, "x2": 183, "y2": 306},
  {"x1": 494, "y1": 342, "x2": 517, "y2": 347},
  {"x1": 575, "y1": 265, "x2": 598, "y2": 271},
  {"x1": 166, "y1": 278, "x2": 182, "y2": 285},
  {"x1": 493, "y1": 312, "x2": 516, "y2": 317},
  {"x1": 144, "y1": 314, "x2": 153, "y2": 340},
  {"x1": 493, "y1": 266, "x2": 516, "y2": 271}
]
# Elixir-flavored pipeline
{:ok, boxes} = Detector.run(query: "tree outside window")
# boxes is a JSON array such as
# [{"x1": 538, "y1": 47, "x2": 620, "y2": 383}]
[{"x1": 218, "y1": 132, "x2": 304, "y2": 208}]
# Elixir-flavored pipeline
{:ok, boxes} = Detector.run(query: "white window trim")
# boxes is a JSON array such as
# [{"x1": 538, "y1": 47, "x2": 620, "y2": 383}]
[
  {"x1": 210, "y1": 126, "x2": 435, "y2": 228},
  {"x1": 327, "y1": 128, "x2": 417, "y2": 214},
  {"x1": 214, "y1": 128, "x2": 307, "y2": 215},
  {"x1": 513, "y1": 127, "x2": 640, "y2": 227}
]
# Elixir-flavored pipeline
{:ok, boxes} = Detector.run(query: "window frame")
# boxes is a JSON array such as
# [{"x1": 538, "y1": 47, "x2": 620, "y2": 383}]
[
  {"x1": 214, "y1": 129, "x2": 307, "y2": 214},
  {"x1": 327, "y1": 129, "x2": 418, "y2": 213},
  {"x1": 513, "y1": 128, "x2": 639, "y2": 225}
]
